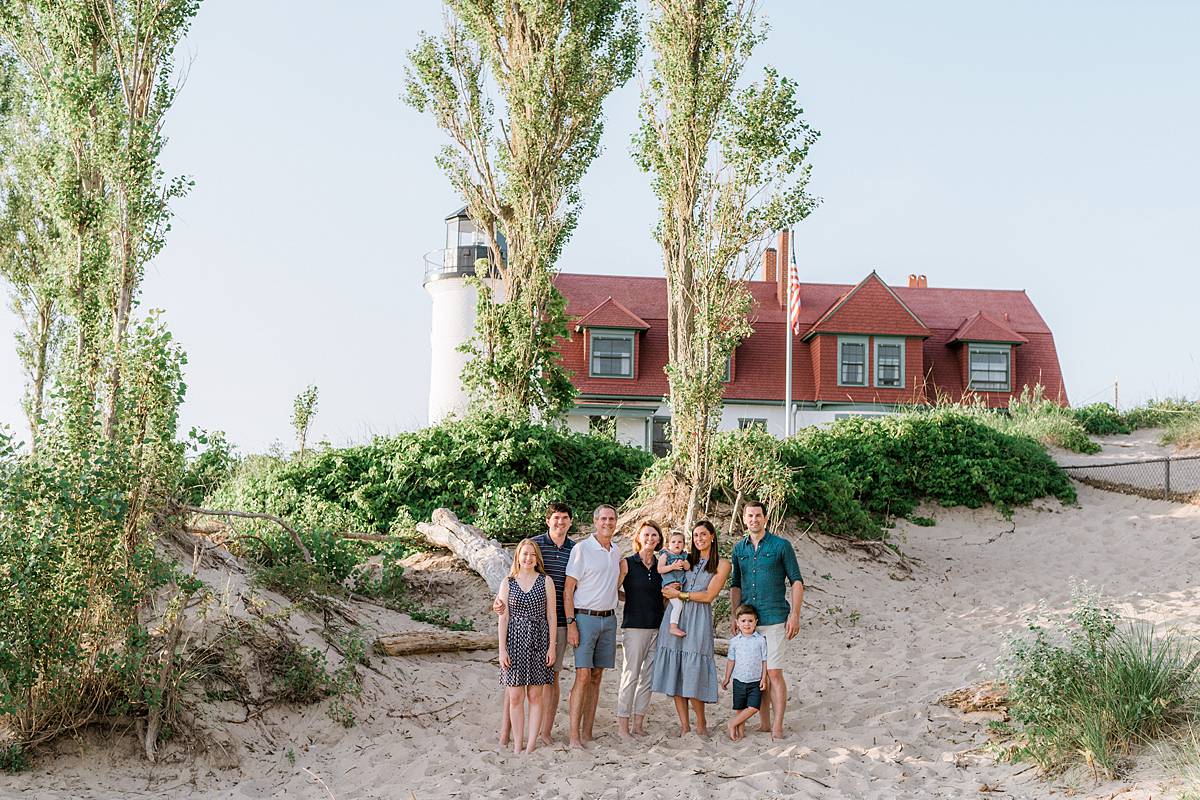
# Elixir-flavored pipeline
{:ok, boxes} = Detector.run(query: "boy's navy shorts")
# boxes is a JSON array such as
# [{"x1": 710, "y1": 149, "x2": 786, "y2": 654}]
[{"x1": 732, "y1": 678, "x2": 762, "y2": 710}]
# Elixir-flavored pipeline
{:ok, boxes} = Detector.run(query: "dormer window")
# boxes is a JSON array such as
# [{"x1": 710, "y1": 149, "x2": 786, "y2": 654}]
[
  {"x1": 589, "y1": 331, "x2": 635, "y2": 378},
  {"x1": 968, "y1": 344, "x2": 1011, "y2": 392}
]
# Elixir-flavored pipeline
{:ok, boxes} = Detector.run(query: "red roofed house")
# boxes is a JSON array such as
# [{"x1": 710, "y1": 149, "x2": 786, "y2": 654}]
[{"x1": 426, "y1": 211, "x2": 1068, "y2": 453}]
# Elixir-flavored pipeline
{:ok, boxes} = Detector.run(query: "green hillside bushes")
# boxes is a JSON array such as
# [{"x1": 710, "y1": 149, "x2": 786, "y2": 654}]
[
  {"x1": 783, "y1": 408, "x2": 1077, "y2": 521},
  {"x1": 206, "y1": 415, "x2": 654, "y2": 568}
]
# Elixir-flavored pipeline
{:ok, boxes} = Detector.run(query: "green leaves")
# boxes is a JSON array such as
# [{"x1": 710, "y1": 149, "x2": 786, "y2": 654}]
[
  {"x1": 406, "y1": 0, "x2": 637, "y2": 421},
  {"x1": 1000, "y1": 585, "x2": 1200, "y2": 776},
  {"x1": 208, "y1": 414, "x2": 654, "y2": 559}
]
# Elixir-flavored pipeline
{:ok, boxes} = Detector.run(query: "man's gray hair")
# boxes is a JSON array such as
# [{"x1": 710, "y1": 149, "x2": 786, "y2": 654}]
[{"x1": 593, "y1": 504, "x2": 618, "y2": 521}]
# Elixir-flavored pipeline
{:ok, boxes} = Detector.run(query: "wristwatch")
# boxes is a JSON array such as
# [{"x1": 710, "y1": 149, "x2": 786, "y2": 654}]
[{"x1": 565, "y1": 616, "x2": 576, "y2": 625}]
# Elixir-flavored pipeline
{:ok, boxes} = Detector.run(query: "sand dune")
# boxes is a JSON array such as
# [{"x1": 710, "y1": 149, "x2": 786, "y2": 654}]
[{"x1": 5, "y1": 484, "x2": 1199, "y2": 800}]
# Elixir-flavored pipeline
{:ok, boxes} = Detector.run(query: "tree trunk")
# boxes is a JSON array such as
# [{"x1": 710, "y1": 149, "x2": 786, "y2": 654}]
[{"x1": 416, "y1": 508, "x2": 511, "y2": 594}]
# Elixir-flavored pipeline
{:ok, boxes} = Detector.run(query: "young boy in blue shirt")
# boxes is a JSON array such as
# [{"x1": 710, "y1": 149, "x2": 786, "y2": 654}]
[{"x1": 720, "y1": 604, "x2": 769, "y2": 741}]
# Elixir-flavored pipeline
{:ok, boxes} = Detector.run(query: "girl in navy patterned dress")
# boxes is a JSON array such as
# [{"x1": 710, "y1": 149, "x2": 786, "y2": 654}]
[{"x1": 497, "y1": 539, "x2": 557, "y2": 753}]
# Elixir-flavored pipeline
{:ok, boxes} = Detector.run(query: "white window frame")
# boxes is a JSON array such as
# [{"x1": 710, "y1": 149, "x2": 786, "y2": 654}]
[
  {"x1": 837, "y1": 335, "x2": 869, "y2": 387},
  {"x1": 737, "y1": 417, "x2": 767, "y2": 431},
  {"x1": 967, "y1": 344, "x2": 1011, "y2": 392},
  {"x1": 588, "y1": 330, "x2": 635, "y2": 379},
  {"x1": 873, "y1": 337, "x2": 905, "y2": 389}
]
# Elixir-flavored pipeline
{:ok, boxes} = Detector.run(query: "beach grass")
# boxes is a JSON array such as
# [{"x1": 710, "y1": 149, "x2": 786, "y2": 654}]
[
  {"x1": 1162, "y1": 412, "x2": 1200, "y2": 450},
  {"x1": 1000, "y1": 585, "x2": 1200, "y2": 778}
]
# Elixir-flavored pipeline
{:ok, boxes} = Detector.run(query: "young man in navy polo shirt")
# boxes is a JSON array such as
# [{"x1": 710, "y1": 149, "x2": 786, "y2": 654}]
[{"x1": 728, "y1": 499, "x2": 804, "y2": 739}]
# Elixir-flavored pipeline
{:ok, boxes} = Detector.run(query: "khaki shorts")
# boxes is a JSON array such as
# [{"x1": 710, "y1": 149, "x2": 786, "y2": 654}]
[
  {"x1": 552, "y1": 626, "x2": 569, "y2": 672},
  {"x1": 759, "y1": 623, "x2": 788, "y2": 671}
]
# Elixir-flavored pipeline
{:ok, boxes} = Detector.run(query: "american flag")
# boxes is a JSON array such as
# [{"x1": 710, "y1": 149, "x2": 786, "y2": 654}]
[{"x1": 787, "y1": 230, "x2": 802, "y2": 334}]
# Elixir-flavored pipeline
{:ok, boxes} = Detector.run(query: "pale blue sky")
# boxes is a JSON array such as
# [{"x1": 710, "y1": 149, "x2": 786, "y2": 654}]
[{"x1": 2, "y1": 1, "x2": 1198, "y2": 451}]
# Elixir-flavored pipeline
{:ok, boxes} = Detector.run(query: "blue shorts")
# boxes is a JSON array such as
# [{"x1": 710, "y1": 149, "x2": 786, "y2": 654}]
[
  {"x1": 574, "y1": 613, "x2": 617, "y2": 669},
  {"x1": 732, "y1": 678, "x2": 762, "y2": 711}
]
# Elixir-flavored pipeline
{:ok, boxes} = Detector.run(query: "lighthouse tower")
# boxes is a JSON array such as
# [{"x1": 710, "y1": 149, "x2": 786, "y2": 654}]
[{"x1": 424, "y1": 207, "x2": 504, "y2": 424}]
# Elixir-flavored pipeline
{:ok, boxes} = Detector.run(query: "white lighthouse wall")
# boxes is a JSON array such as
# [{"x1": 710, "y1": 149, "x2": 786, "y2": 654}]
[{"x1": 426, "y1": 277, "x2": 502, "y2": 424}]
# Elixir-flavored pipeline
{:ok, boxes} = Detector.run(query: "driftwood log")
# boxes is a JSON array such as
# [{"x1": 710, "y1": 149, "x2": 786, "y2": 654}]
[
  {"x1": 416, "y1": 508, "x2": 512, "y2": 594},
  {"x1": 376, "y1": 630, "x2": 497, "y2": 656}
]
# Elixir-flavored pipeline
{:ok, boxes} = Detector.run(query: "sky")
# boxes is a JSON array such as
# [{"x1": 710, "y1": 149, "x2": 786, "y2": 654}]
[{"x1": 2, "y1": 1, "x2": 1198, "y2": 453}]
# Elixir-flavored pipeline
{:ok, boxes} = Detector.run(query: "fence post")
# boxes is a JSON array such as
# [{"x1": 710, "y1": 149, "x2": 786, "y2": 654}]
[{"x1": 1164, "y1": 456, "x2": 1171, "y2": 499}]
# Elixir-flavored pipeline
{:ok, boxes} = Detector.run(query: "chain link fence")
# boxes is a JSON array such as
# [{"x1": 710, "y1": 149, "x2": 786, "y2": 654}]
[{"x1": 1060, "y1": 455, "x2": 1200, "y2": 504}]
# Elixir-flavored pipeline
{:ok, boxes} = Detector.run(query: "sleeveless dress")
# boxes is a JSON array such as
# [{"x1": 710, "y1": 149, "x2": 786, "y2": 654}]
[
  {"x1": 499, "y1": 575, "x2": 554, "y2": 687},
  {"x1": 650, "y1": 559, "x2": 718, "y2": 703}
]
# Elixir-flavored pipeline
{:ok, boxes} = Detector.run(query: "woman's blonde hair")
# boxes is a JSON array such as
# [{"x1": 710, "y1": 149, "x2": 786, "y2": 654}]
[{"x1": 509, "y1": 538, "x2": 547, "y2": 577}]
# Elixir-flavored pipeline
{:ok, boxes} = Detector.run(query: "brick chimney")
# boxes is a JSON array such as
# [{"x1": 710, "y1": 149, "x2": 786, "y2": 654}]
[
  {"x1": 776, "y1": 230, "x2": 790, "y2": 308},
  {"x1": 763, "y1": 247, "x2": 777, "y2": 283}
]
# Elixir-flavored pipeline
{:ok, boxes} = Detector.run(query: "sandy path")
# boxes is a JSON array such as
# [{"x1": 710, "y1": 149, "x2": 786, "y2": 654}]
[{"x1": 5, "y1": 485, "x2": 1199, "y2": 800}]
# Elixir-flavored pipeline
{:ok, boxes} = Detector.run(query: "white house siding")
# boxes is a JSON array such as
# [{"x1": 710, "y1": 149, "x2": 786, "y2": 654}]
[{"x1": 567, "y1": 401, "x2": 899, "y2": 452}]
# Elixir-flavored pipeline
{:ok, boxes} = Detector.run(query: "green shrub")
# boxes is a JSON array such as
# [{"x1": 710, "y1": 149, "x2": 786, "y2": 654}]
[
  {"x1": 1000, "y1": 585, "x2": 1200, "y2": 777},
  {"x1": 1072, "y1": 403, "x2": 1133, "y2": 436},
  {"x1": 0, "y1": 431, "x2": 175, "y2": 746},
  {"x1": 777, "y1": 436, "x2": 879, "y2": 538},
  {"x1": 786, "y1": 408, "x2": 1076, "y2": 521},
  {"x1": 181, "y1": 428, "x2": 239, "y2": 506},
  {"x1": 211, "y1": 415, "x2": 653, "y2": 548},
  {"x1": 0, "y1": 743, "x2": 29, "y2": 773}
]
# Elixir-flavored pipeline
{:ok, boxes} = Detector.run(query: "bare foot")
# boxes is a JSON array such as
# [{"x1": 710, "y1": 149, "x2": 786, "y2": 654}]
[
  {"x1": 569, "y1": 738, "x2": 586, "y2": 750},
  {"x1": 771, "y1": 730, "x2": 785, "y2": 741},
  {"x1": 725, "y1": 721, "x2": 739, "y2": 741},
  {"x1": 678, "y1": 724, "x2": 691, "y2": 736},
  {"x1": 525, "y1": 742, "x2": 538, "y2": 754},
  {"x1": 756, "y1": 724, "x2": 771, "y2": 733},
  {"x1": 538, "y1": 734, "x2": 553, "y2": 747},
  {"x1": 617, "y1": 728, "x2": 633, "y2": 740},
  {"x1": 669, "y1": 624, "x2": 687, "y2": 637},
  {"x1": 695, "y1": 725, "x2": 710, "y2": 738},
  {"x1": 632, "y1": 727, "x2": 647, "y2": 737}
]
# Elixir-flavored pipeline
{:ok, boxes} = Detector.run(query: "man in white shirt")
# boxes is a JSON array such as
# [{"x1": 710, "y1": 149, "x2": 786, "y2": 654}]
[{"x1": 563, "y1": 504, "x2": 622, "y2": 748}]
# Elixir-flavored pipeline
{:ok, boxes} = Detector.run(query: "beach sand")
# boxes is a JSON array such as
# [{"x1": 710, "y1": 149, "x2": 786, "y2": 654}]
[{"x1": 4, "y1": 484, "x2": 1198, "y2": 800}]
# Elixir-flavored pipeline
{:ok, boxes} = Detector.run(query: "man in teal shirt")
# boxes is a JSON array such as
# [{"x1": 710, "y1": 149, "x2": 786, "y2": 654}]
[{"x1": 728, "y1": 499, "x2": 804, "y2": 740}]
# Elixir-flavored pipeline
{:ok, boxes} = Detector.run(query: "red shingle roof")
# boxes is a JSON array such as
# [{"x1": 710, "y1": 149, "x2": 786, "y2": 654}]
[
  {"x1": 553, "y1": 272, "x2": 1068, "y2": 406},
  {"x1": 802, "y1": 272, "x2": 931, "y2": 340},
  {"x1": 950, "y1": 310, "x2": 1030, "y2": 344},
  {"x1": 574, "y1": 296, "x2": 649, "y2": 331}
]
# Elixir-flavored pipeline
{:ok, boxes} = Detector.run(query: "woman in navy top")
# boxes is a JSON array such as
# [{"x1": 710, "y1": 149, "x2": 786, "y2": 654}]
[{"x1": 615, "y1": 520, "x2": 664, "y2": 738}]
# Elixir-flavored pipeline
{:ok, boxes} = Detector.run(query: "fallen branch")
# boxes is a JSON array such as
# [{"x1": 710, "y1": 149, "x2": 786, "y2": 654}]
[
  {"x1": 184, "y1": 505, "x2": 313, "y2": 563},
  {"x1": 416, "y1": 508, "x2": 511, "y2": 594},
  {"x1": 376, "y1": 630, "x2": 497, "y2": 656}
]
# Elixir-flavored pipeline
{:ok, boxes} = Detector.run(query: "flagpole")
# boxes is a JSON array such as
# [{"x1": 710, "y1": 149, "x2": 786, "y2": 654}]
[{"x1": 784, "y1": 228, "x2": 793, "y2": 438}]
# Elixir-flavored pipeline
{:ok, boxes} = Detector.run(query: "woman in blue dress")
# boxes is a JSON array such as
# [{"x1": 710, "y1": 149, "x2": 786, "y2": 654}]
[{"x1": 650, "y1": 519, "x2": 731, "y2": 737}]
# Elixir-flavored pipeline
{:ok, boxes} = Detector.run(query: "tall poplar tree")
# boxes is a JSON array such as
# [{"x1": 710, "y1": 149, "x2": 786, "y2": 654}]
[
  {"x1": 406, "y1": 0, "x2": 638, "y2": 421},
  {"x1": 635, "y1": 0, "x2": 818, "y2": 530}
]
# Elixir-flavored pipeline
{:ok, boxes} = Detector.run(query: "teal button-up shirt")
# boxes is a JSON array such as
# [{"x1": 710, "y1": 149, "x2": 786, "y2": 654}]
[{"x1": 729, "y1": 531, "x2": 804, "y2": 627}]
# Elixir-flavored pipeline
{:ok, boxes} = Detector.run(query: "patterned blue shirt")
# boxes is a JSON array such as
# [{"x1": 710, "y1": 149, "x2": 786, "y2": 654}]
[
  {"x1": 726, "y1": 631, "x2": 769, "y2": 682},
  {"x1": 533, "y1": 532, "x2": 575, "y2": 627},
  {"x1": 729, "y1": 531, "x2": 803, "y2": 626}
]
